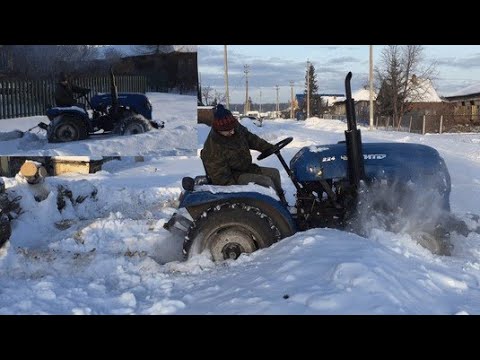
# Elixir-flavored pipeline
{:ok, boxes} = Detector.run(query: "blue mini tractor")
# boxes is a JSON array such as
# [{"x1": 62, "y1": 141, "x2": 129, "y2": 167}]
[
  {"x1": 165, "y1": 72, "x2": 466, "y2": 261},
  {"x1": 40, "y1": 69, "x2": 163, "y2": 143}
]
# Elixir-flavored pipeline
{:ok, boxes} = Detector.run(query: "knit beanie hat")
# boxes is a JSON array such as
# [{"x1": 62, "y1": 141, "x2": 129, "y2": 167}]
[{"x1": 212, "y1": 104, "x2": 237, "y2": 131}]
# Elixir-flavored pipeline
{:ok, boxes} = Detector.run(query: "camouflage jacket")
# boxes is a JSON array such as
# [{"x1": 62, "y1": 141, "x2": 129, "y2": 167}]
[
  {"x1": 55, "y1": 82, "x2": 89, "y2": 107},
  {"x1": 201, "y1": 123, "x2": 274, "y2": 185}
]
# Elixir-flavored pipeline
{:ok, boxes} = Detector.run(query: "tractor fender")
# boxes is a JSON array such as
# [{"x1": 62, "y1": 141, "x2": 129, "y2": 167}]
[{"x1": 181, "y1": 191, "x2": 296, "y2": 237}]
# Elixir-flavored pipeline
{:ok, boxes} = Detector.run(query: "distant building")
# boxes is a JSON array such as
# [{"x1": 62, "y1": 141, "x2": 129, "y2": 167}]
[
  {"x1": 444, "y1": 82, "x2": 480, "y2": 125},
  {"x1": 331, "y1": 88, "x2": 374, "y2": 121},
  {"x1": 332, "y1": 77, "x2": 443, "y2": 121},
  {"x1": 319, "y1": 93, "x2": 345, "y2": 107},
  {"x1": 348, "y1": 88, "x2": 376, "y2": 122},
  {"x1": 407, "y1": 75, "x2": 442, "y2": 103},
  {"x1": 295, "y1": 94, "x2": 305, "y2": 109}
]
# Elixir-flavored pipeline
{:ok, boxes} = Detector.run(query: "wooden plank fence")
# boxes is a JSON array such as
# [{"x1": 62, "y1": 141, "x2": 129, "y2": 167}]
[
  {"x1": 0, "y1": 75, "x2": 148, "y2": 119},
  {"x1": 374, "y1": 114, "x2": 480, "y2": 134}
]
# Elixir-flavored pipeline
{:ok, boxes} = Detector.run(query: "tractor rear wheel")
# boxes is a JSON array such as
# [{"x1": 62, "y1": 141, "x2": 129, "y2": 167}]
[
  {"x1": 114, "y1": 114, "x2": 153, "y2": 136},
  {"x1": 185, "y1": 203, "x2": 282, "y2": 262},
  {"x1": 48, "y1": 116, "x2": 88, "y2": 143}
]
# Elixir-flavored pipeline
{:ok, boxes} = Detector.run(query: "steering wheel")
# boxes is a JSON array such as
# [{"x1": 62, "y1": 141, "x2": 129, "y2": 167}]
[{"x1": 257, "y1": 137, "x2": 293, "y2": 160}]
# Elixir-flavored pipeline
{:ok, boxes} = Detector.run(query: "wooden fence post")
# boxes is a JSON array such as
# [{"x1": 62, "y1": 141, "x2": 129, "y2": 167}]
[
  {"x1": 19, "y1": 81, "x2": 24, "y2": 117},
  {"x1": 14, "y1": 80, "x2": 20, "y2": 118},
  {"x1": 33, "y1": 81, "x2": 38, "y2": 115},
  {"x1": 9, "y1": 82, "x2": 14, "y2": 118},
  {"x1": 409, "y1": 116, "x2": 413, "y2": 133},
  {"x1": 41, "y1": 80, "x2": 46, "y2": 112}
]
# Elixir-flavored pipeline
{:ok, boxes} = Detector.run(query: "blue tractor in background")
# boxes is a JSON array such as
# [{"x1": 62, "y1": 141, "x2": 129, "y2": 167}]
[
  {"x1": 41, "y1": 69, "x2": 163, "y2": 143},
  {"x1": 164, "y1": 72, "x2": 464, "y2": 261}
]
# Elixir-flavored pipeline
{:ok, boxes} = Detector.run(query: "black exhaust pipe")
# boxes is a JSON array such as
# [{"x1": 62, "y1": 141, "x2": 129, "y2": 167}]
[
  {"x1": 110, "y1": 66, "x2": 119, "y2": 117},
  {"x1": 344, "y1": 72, "x2": 365, "y2": 187}
]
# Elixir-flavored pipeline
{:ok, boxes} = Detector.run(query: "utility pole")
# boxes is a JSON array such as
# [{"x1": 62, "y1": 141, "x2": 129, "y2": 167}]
[
  {"x1": 275, "y1": 85, "x2": 280, "y2": 117},
  {"x1": 244, "y1": 65, "x2": 250, "y2": 114},
  {"x1": 290, "y1": 80, "x2": 294, "y2": 119},
  {"x1": 259, "y1": 89, "x2": 262, "y2": 113},
  {"x1": 224, "y1": 45, "x2": 230, "y2": 109},
  {"x1": 307, "y1": 61, "x2": 311, "y2": 119},
  {"x1": 369, "y1": 45, "x2": 374, "y2": 130}
]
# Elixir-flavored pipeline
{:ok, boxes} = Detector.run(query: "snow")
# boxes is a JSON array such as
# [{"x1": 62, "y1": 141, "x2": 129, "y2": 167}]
[
  {"x1": 352, "y1": 88, "x2": 376, "y2": 101},
  {"x1": 0, "y1": 93, "x2": 197, "y2": 156},
  {"x1": 322, "y1": 95, "x2": 345, "y2": 105},
  {"x1": 1, "y1": 117, "x2": 480, "y2": 314},
  {"x1": 195, "y1": 183, "x2": 279, "y2": 200},
  {"x1": 407, "y1": 78, "x2": 442, "y2": 102}
]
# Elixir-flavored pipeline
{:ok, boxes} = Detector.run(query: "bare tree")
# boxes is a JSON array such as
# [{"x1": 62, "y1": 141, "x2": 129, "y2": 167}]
[
  {"x1": 104, "y1": 47, "x2": 124, "y2": 60},
  {"x1": 0, "y1": 45, "x2": 100, "y2": 80},
  {"x1": 213, "y1": 90, "x2": 227, "y2": 105},
  {"x1": 202, "y1": 85, "x2": 213, "y2": 106},
  {"x1": 375, "y1": 45, "x2": 437, "y2": 127}
]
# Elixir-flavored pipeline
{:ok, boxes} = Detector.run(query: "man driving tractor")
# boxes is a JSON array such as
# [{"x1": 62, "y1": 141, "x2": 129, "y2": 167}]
[
  {"x1": 201, "y1": 104, "x2": 288, "y2": 206},
  {"x1": 54, "y1": 72, "x2": 90, "y2": 108}
]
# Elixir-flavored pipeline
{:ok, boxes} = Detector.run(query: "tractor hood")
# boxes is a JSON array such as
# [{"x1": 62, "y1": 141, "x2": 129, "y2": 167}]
[
  {"x1": 291, "y1": 142, "x2": 451, "y2": 191},
  {"x1": 90, "y1": 93, "x2": 152, "y2": 120}
]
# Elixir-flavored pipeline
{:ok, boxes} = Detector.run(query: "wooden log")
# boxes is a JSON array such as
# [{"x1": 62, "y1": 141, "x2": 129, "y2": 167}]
[{"x1": 19, "y1": 160, "x2": 47, "y2": 184}]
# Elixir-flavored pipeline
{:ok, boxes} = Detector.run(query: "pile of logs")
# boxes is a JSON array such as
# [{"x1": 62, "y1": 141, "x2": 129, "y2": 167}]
[{"x1": 18, "y1": 161, "x2": 48, "y2": 184}]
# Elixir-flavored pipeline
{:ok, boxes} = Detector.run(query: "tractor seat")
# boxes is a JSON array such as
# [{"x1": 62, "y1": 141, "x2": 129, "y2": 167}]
[{"x1": 46, "y1": 106, "x2": 87, "y2": 120}]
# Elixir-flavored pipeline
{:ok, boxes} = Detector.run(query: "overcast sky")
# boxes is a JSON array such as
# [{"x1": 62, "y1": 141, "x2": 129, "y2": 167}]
[{"x1": 198, "y1": 45, "x2": 480, "y2": 104}]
